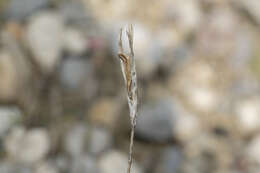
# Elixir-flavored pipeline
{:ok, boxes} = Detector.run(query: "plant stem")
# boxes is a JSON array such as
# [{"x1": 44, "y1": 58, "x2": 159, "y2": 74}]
[
  {"x1": 127, "y1": 117, "x2": 137, "y2": 173},
  {"x1": 117, "y1": 25, "x2": 138, "y2": 173}
]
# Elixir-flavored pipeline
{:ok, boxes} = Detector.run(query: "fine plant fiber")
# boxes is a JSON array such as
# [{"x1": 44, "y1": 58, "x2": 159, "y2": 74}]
[{"x1": 118, "y1": 24, "x2": 138, "y2": 173}]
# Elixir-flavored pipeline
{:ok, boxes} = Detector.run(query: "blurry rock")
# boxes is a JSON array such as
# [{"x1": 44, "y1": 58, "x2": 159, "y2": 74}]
[
  {"x1": 60, "y1": 57, "x2": 98, "y2": 100},
  {"x1": 196, "y1": 8, "x2": 237, "y2": 58},
  {"x1": 5, "y1": 21, "x2": 25, "y2": 43},
  {"x1": 0, "y1": 162, "x2": 14, "y2": 173},
  {"x1": 55, "y1": 155, "x2": 70, "y2": 172},
  {"x1": 0, "y1": 162, "x2": 32, "y2": 173},
  {"x1": 184, "y1": 132, "x2": 233, "y2": 172},
  {"x1": 64, "y1": 28, "x2": 87, "y2": 55},
  {"x1": 26, "y1": 11, "x2": 64, "y2": 73},
  {"x1": 174, "y1": 110, "x2": 201, "y2": 142},
  {"x1": 230, "y1": 30, "x2": 252, "y2": 70},
  {"x1": 236, "y1": 0, "x2": 260, "y2": 24},
  {"x1": 88, "y1": 98, "x2": 119, "y2": 129},
  {"x1": 163, "y1": 0, "x2": 201, "y2": 35},
  {"x1": 0, "y1": 52, "x2": 18, "y2": 100},
  {"x1": 155, "y1": 147, "x2": 183, "y2": 173},
  {"x1": 133, "y1": 24, "x2": 160, "y2": 78},
  {"x1": 5, "y1": 127, "x2": 50, "y2": 163},
  {"x1": 181, "y1": 61, "x2": 215, "y2": 86},
  {"x1": 182, "y1": 152, "x2": 215, "y2": 173},
  {"x1": 71, "y1": 155, "x2": 99, "y2": 173},
  {"x1": 146, "y1": 83, "x2": 172, "y2": 101},
  {"x1": 5, "y1": 0, "x2": 49, "y2": 20},
  {"x1": 60, "y1": 57, "x2": 91, "y2": 89},
  {"x1": 89, "y1": 127, "x2": 113, "y2": 155},
  {"x1": 64, "y1": 124, "x2": 88, "y2": 157},
  {"x1": 247, "y1": 166, "x2": 260, "y2": 173},
  {"x1": 235, "y1": 98, "x2": 260, "y2": 135},
  {"x1": 85, "y1": 0, "x2": 129, "y2": 24},
  {"x1": 35, "y1": 162, "x2": 58, "y2": 173},
  {"x1": 136, "y1": 98, "x2": 177, "y2": 143},
  {"x1": 231, "y1": 76, "x2": 259, "y2": 97},
  {"x1": 59, "y1": 1, "x2": 90, "y2": 25},
  {"x1": 158, "y1": 31, "x2": 191, "y2": 70},
  {"x1": 170, "y1": 60, "x2": 219, "y2": 112},
  {"x1": 15, "y1": 166, "x2": 32, "y2": 173},
  {"x1": 187, "y1": 86, "x2": 218, "y2": 112},
  {"x1": 247, "y1": 135, "x2": 260, "y2": 164},
  {"x1": 0, "y1": 106, "x2": 21, "y2": 137},
  {"x1": 98, "y1": 150, "x2": 143, "y2": 173}
]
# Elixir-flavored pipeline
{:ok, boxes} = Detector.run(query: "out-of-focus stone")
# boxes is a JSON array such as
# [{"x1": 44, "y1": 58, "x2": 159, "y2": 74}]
[
  {"x1": 236, "y1": 0, "x2": 260, "y2": 24},
  {"x1": 155, "y1": 147, "x2": 183, "y2": 173},
  {"x1": 184, "y1": 132, "x2": 233, "y2": 172},
  {"x1": 187, "y1": 86, "x2": 218, "y2": 112},
  {"x1": 0, "y1": 52, "x2": 18, "y2": 101},
  {"x1": 133, "y1": 24, "x2": 160, "y2": 78},
  {"x1": 59, "y1": 57, "x2": 98, "y2": 100},
  {"x1": 88, "y1": 98, "x2": 119, "y2": 129},
  {"x1": 157, "y1": 30, "x2": 191, "y2": 70},
  {"x1": 0, "y1": 162, "x2": 32, "y2": 173},
  {"x1": 5, "y1": 0, "x2": 49, "y2": 20},
  {"x1": 195, "y1": 8, "x2": 237, "y2": 58},
  {"x1": 59, "y1": 1, "x2": 89, "y2": 24},
  {"x1": 54, "y1": 155, "x2": 70, "y2": 172},
  {"x1": 230, "y1": 76, "x2": 259, "y2": 97},
  {"x1": 182, "y1": 61, "x2": 215, "y2": 86},
  {"x1": 5, "y1": 127, "x2": 50, "y2": 163},
  {"x1": 35, "y1": 162, "x2": 58, "y2": 173},
  {"x1": 235, "y1": 98, "x2": 260, "y2": 135},
  {"x1": 230, "y1": 29, "x2": 252, "y2": 70},
  {"x1": 146, "y1": 83, "x2": 172, "y2": 101},
  {"x1": 136, "y1": 98, "x2": 177, "y2": 142},
  {"x1": 0, "y1": 106, "x2": 21, "y2": 137},
  {"x1": 163, "y1": 0, "x2": 201, "y2": 36},
  {"x1": 0, "y1": 162, "x2": 14, "y2": 173},
  {"x1": 64, "y1": 28, "x2": 87, "y2": 55},
  {"x1": 89, "y1": 127, "x2": 113, "y2": 155},
  {"x1": 59, "y1": 57, "x2": 93, "y2": 90},
  {"x1": 98, "y1": 150, "x2": 143, "y2": 173},
  {"x1": 174, "y1": 110, "x2": 201, "y2": 142},
  {"x1": 26, "y1": 11, "x2": 64, "y2": 73},
  {"x1": 85, "y1": 0, "x2": 129, "y2": 24},
  {"x1": 64, "y1": 124, "x2": 88, "y2": 157},
  {"x1": 170, "y1": 60, "x2": 219, "y2": 112},
  {"x1": 5, "y1": 21, "x2": 24, "y2": 40},
  {"x1": 71, "y1": 155, "x2": 99, "y2": 173},
  {"x1": 247, "y1": 135, "x2": 260, "y2": 164}
]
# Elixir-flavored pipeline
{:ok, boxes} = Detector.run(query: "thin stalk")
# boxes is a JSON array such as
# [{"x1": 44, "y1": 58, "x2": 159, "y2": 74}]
[
  {"x1": 127, "y1": 117, "x2": 137, "y2": 173},
  {"x1": 117, "y1": 24, "x2": 138, "y2": 173}
]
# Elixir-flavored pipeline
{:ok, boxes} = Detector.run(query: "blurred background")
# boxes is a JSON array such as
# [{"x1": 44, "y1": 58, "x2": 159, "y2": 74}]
[{"x1": 0, "y1": 0, "x2": 260, "y2": 172}]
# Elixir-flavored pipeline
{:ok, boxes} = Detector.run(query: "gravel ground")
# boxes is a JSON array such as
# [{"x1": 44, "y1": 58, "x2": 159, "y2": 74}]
[{"x1": 1, "y1": 0, "x2": 260, "y2": 173}]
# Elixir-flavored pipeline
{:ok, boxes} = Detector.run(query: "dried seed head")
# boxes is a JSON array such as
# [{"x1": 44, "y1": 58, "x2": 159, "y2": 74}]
[{"x1": 117, "y1": 24, "x2": 138, "y2": 173}]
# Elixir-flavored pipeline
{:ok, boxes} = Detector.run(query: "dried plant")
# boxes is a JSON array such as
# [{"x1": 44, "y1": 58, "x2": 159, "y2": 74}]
[{"x1": 118, "y1": 24, "x2": 138, "y2": 173}]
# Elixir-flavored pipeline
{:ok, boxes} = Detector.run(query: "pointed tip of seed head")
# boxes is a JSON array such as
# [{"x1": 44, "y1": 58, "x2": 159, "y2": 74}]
[{"x1": 118, "y1": 27, "x2": 124, "y2": 54}]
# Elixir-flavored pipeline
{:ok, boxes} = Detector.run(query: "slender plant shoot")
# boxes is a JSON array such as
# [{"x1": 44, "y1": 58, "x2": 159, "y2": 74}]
[{"x1": 118, "y1": 24, "x2": 138, "y2": 173}]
